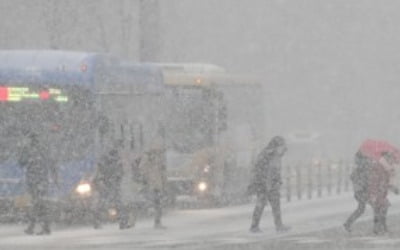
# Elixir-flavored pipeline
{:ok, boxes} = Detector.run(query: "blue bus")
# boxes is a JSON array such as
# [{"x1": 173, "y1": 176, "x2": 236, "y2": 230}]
[
  {"x1": 0, "y1": 50, "x2": 165, "y2": 221},
  {"x1": 0, "y1": 50, "x2": 265, "y2": 219}
]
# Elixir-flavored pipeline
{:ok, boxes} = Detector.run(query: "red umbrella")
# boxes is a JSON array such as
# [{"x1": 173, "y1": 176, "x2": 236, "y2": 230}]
[{"x1": 359, "y1": 139, "x2": 400, "y2": 162}]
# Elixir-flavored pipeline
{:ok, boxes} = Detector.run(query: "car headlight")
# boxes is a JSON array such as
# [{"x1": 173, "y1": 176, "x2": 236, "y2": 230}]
[
  {"x1": 197, "y1": 181, "x2": 208, "y2": 192},
  {"x1": 75, "y1": 182, "x2": 92, "y2": 196}
]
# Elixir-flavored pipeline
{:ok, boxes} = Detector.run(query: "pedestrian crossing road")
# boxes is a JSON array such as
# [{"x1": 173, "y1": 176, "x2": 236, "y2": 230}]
[{"x1": 1, "y1": 193, "x2": 400, "y2": 250}]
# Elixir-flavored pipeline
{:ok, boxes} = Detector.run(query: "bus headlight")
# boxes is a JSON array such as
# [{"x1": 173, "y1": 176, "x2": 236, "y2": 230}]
[
  {"x1": 108, "y1": 208, "x2": 117, "y2": 218},
  {"x1": 197, "y1": 181, "x2": 208, "y2": 192},
  {"x1": 76, "y1": 183, "x2": 92, "y2": 196}
]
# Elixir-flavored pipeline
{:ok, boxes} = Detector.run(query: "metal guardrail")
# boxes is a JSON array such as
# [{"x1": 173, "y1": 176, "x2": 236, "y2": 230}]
[{"x1": 282, "y1": 160, "x2": 353, "y2": 202}]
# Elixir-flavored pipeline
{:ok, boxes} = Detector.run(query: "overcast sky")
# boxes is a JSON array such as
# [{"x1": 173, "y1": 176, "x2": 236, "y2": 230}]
[{"x1": 1, "y1": 0, "x2": 400, "y2": 159}]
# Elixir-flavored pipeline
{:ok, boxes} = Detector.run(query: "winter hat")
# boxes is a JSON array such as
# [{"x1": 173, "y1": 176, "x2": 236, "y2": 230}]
[{"x1": 268, "y1": 136, "x2": 286, "y2": 149}]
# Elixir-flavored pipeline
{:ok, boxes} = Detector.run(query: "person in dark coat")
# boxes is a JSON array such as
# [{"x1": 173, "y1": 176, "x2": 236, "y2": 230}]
[
  {"x1": 248, "y1": 136, "x2": 290, "y2": 233},
  {"x1": 343, "y1": 151, "x2": 372, "y2": 233},
  {"x1": 369, "y1": 161, "x2": 391, "y2": 234},
  {"x1": 19, "y1": 132, "x2": 57, "y2": 235},
  {"x1": 92, "y1": 140, "x2": 129, "y2": 229},
  {"x1": 137, "y1": 128, "x2": 168, "y2": 229},
  {"x1": 344, "y1": 151, "x2": 399, "y2": 234}
]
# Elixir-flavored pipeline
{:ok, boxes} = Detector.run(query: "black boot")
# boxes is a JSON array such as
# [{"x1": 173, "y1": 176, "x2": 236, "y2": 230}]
[
  {"x1": 24, "y1": 224, "x2": 35, "y2": 235},
  {"x1": 373, "y1": 221, "x2": 384, "y2": 235},
  {"x1": 37, "y1": 223, "x2": 51, "y2": 235},
  {"x1": 249, "y1": 226, "x2": 262, "y2": 233},
  {"x1": 154, "y1": 222, "x2": 167, "y2": 230},
  {"x1": 276, "y1": 224, "x2": 291, "y2": 233},
  {"x1": 119, "y1": 219, "x2": 133, "y2": 230},
  {"x1": 343, "y1": 222, "x2": 352, "y2": 233}
]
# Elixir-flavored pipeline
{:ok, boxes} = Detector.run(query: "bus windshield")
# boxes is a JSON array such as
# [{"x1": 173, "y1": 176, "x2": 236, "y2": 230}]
[{"x1": 165, "y1": 86, "x2": 223, "y2": 153}]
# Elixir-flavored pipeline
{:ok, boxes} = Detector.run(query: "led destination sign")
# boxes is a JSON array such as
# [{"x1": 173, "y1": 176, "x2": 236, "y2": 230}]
[{"x1": 0, "y1": 86, "x2": 68, "y2": 102}]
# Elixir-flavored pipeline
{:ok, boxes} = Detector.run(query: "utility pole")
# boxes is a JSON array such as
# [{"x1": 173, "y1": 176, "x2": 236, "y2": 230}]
[{"x1": 139, "y1": 0, "x2": 160, "y2": 62}]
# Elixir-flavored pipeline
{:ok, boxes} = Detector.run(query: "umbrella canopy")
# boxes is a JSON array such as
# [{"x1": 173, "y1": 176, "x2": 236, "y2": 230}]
[{"x1": 359, "y1": 139, "x2": 400, "y2": 162}]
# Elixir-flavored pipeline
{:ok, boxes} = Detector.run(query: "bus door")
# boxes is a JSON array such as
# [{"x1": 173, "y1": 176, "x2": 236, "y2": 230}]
[{"x1": 114, "y1": 120, "x2": 145, "y2": 166}]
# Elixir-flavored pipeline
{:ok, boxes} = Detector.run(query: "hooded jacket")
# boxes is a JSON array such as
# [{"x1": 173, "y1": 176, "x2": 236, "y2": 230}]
[{"x1": 249, "y1": 136, "x2": 286, "y2": 194}]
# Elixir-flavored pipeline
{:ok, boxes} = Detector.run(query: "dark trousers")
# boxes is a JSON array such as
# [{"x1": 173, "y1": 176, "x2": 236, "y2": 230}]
[
  {"x1": 345, "y1": 191, "x2": 389, "y2": 234},
  {"x1": 345, "y1": 201, "x2": 366, "y2": 228},
  {"x1": 152, "y1": 189, "x2": 163, "y2": 226},
  {"x1": 128, "y1": 188, "x2": 163, "y2": 227},
  {"x1": 251, "y1": 190, "x2": 283, "y2": 230},
  {"x1": 26, "y1": 182, "x2": 50, "y2": 231},
  {"x1": 372, "y1": 201, "x2": 389, "y2": 234}
]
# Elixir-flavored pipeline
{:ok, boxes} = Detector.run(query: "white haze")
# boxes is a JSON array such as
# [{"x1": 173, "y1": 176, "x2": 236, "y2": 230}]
[
  {"x1": 1, "y1": 0, "x2": 398, "y2": 161},
  {"x1": 0, "y1": 0, "x2": 399, "y2": 249}
]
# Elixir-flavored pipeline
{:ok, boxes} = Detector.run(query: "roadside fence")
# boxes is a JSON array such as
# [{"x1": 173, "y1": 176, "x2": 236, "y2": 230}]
[{"x1": 282, "y1": 160, "x2": 353, "y2": 202}]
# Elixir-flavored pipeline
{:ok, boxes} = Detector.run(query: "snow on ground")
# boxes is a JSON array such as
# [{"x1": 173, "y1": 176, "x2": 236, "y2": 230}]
[{"x1": 1, "y1": 192, "x2": 400, "y2": 250}]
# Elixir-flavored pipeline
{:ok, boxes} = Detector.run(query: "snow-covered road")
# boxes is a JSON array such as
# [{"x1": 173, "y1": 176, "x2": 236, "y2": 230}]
[{"x1": 1, "y1": 192, "x2": 400, "y2": 250}]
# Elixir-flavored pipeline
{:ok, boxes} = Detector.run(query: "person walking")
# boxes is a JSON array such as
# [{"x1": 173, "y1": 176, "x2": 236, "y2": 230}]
[
  {"x1": 137, "y1": 127, "x2": 168, "y2": 229},
  {"x1": 19, "y1": 132, "x2": 57, "y2": 235},
  {"x1": 92, "y1": 140, "x2": 129, "y2": 229},
  {"x1": 343, "y1": 151, "x2": 372, "y2": 232},
  {"x1": 248, "y1": 136, "x2": 290, "y2": 233},
  {"x1": 344, "y1": 151, "x2": 399, "y2": 234}
]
